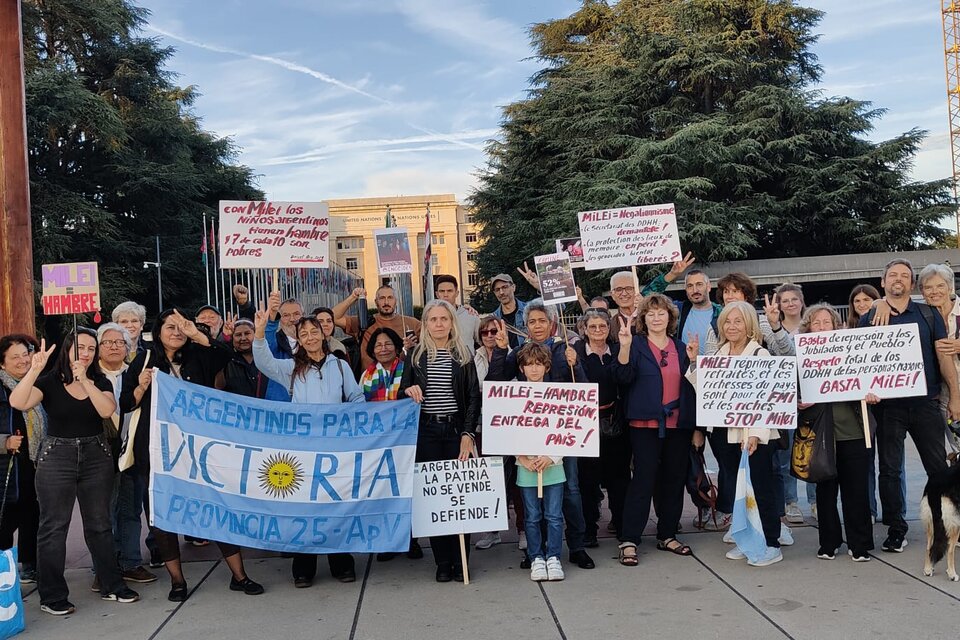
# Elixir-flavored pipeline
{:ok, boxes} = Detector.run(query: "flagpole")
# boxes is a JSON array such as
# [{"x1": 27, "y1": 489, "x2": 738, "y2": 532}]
[
  {"x1": 211, "y1": 220, "x2": 220, "y2": 307},
  {"x1": 202, "y1": 212, "x2": 211, "y2": 305}
]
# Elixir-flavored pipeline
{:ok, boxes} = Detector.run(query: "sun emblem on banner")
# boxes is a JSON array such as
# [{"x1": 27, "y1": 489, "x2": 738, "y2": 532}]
[{"x1": 258, "y1": 453, "x2": 304, "y2": 499}]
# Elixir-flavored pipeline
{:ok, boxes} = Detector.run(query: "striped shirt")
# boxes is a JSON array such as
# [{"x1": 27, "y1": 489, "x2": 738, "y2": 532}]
[{"x1": 422, "y1": 349, "x2": 459, "y2": 416}]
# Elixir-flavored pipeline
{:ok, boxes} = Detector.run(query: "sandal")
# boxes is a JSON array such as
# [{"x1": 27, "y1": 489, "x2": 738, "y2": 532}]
[
  {"x1": 657, "y1": 538, "x2": 692, "y2": 556},
  {"x1": 618, "y1": 542, "x2": 639, "y2": 566}
]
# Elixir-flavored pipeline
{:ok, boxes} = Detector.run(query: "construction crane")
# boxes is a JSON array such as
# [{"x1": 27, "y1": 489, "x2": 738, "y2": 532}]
[{"x1": 942, "y1": 1, "x2": 960, "y2": 245}]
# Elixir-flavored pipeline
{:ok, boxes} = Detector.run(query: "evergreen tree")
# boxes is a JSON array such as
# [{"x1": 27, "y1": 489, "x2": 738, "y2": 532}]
[
  {"x1": 22, "y1": 0, "x2": 262, "y2": 326},
  {"x1": 470, "y1": 0, "x2": 953, "y2": 298}
]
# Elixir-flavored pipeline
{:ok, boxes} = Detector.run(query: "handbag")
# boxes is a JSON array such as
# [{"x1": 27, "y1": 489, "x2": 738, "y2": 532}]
[
  {"x1": 687, "y1": 444, "x2": 718, "y2": 528},
  {"x1": 791, "y1": 405, "x2": 837, "y2": 483},
  {"x1": 0, "y1": 548, "x2": 25, "y2": 638},
  {"x1": 598, "y1": 403, "x2": 623, "y2": 438}
]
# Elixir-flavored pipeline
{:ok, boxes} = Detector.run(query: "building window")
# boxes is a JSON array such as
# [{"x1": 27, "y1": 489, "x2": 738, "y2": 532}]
[
  {"x1": 432, "y1": 255, "x2": 439, "y2": 267},
  {"x1": 463, "y1": 213, "x2": 475, "y2": 224},
  {"x1": 465, "y1": 233, "x2": 477, "y2": 244},
  {"x1": 345, "y1": 257, "x2": 358, "y2": 271},
  {"x1": 337, "y1": 236, "x2": 364, "y2": 250},
  {"x1": 468, "y1": 271, "x2": 479, "y2": 287},
  {"x1": 466, "y1": 250, "x2": 477, "y2": 262},
  {"x1": 417, "y1": 233, "x2": 445, "y2": 248}
]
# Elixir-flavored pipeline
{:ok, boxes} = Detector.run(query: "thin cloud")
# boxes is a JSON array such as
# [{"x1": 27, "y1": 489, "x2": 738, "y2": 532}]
[{"x1": 393, "y1": 0, "x2": 532, "y2": 60}]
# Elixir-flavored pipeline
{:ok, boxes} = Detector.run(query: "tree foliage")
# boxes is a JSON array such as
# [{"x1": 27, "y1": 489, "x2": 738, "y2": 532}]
[
  {"x1": 469, "y1": 0, "x2": 953, "y2": 299},
  {"x1": 22, "y1": 0, "x2": 262, "y2": 326}
]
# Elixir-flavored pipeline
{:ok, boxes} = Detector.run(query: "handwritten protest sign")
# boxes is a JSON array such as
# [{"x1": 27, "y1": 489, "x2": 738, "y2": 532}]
[
  {"x1": 696, "y1": 355, "x2": 797, "y2": 429},
  {"x1": 795, "y1": 325, "x2": 925, "y2": 402},
  {"x1": 534, "y1": 252, "x2": 577, "y2": 305},
  {"x1": 41, "y1": 262, "x2": 100, "y2": 315},
  {"x1": 374, "y1": 228, "x2": 413, "y2": 275},
  {"x1": 555, "y1": 238, "x2": 584, "y2": 267},
  {"x1": 577, "y1": 203, "x2": 682, "y2": 270},
  {"x1": 412, "y1": 457, "x2": 508, "y2": 538},
  {"x1": 481, "y1": 381, "x2": 599, "y2": 456},
  {"x1": 218, "y1": 200, "x2": 329, "y2": 268}
]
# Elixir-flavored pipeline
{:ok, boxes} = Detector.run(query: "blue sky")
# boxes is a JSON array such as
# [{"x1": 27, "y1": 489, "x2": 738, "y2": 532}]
[{"x1": 140, "y1": 1, "x2": 951, "y2": 203}]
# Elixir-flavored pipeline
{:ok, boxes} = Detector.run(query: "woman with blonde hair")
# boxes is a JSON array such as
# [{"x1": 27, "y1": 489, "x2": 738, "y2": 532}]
[{"x1": 401, "y1": 300, "x2": 481, "y2": 582}]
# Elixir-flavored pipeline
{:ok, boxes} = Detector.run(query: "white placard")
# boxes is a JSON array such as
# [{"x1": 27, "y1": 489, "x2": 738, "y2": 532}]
[
  {"x1": 795, "y1": 325, "x2": 925, "y2": 402},
  {"x1": 696, "y1": 355, "x2": 797, "y2": 429},
  {"x1": 481, "y1": 381, "x2": 600, "y2": 457},
  {"x1": 373, "y1": 227, "x2": 413, "y2": 275},
  {"x1": 534, "y1": 252, "x2": 578, "y2": 305},
  {"x1": 577, "y1": 203, "x2": 682, "y2": 270},
  {"x1": 412, "y1": 457, "x2": 508, "y2": 538},
  {"x1": 219, "y1": 200, "x2": 329, "y2": 268}
]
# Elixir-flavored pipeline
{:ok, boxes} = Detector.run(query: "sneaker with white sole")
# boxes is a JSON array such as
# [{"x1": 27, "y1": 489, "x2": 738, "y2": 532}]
[
  {"x1": 881, "y1": 534, "x2": 907, "y2": 553},
  {"x1": 778, "y1": 523, "x2": 794, "y2": 546},
  {"x1": 817, "y1": 547, "x2": 838, "y2": 560},
  {"x1": 722, "y1": 530, "x2": 735, "y2": 544},
  {"x1": 848, "y1": 550, "x2": 871, "y2": 562},
  {"x1": 784, "y1": 503, "x2": 804, "y2": 524},
  {"x1": 545, "y1": 557, "x2": 565, "y2": 581},
  {"x1": 474, "y1": 532, "x2": 501, "y2": 550},
  {"x1": 101, "y1": 586, "x2": 140, "y2": 603},
  {"x1": 703, "y1": 512, "x2": 732, "y2": 531},
  {"x1": 725, "y1": 547, "x2": 746, "y2": 560},
  {"x1": 41, "y1": 600, "x2": 76, "y2": 616},
  {"x1": 529, "y1": 557, "x2": 548, "y2": 581},
  {"x1": 517, "y1": 532, "x2": 528, "y2": 551},
  {"x1": 747, "y1": 547, "x2": 783, "y2": 567}
]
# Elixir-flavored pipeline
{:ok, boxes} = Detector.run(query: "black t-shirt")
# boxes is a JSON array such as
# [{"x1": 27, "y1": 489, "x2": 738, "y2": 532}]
[
  {"x1": 501, "y1": 309, "x2": 522, "y2": 349},
  {"x1": 34, "y1": 373, "x2": 114, "y2": 438}
]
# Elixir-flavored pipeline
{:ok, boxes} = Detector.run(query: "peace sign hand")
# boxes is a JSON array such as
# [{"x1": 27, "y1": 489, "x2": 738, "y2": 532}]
[
  {"x1": 170, "y1": 310, "x2": 201, "y2": 340},
  {"x1": 254, "y1": 302, "x2": 269, "y2": 339},
  {"x1": 668, "y1": 251, "x2": 695, "y2": 280},
  {"x1": 516, "y1": 261, "x2": 540, "y2": 291},
  {"x1": 617, "y1": 312, "x2": 634, "y2": 345},
  {"x1": 494, "y1": 319, "x2": 509, "y2": 349},
  {"x1": 763, "y1": 294, "x2": 781, "y2": 329},
  {"x1": 30, "y1": 339, "x2": 56, "y2": 374}
]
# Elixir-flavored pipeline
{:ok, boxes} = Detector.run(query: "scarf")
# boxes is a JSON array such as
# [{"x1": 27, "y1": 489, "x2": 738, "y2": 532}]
[
  {"x1": 0, "y1": 369, "x2": 48, "y2": 462},
  {"x1": 360, "y1": 359, "x2": 404, "y2": 402}
]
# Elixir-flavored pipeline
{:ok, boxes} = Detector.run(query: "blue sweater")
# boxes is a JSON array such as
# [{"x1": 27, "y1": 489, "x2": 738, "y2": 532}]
[{"x1": 253, "y1": 338, "x2": 364, "y2": 404}]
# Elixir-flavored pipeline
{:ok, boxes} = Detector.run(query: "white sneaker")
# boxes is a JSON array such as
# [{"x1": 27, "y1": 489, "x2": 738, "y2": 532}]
[
  {"x1": 747, "y1": 547, "x2": 783, "y2": 567},
  {"x1": 703, "y1": 512, "x2": 732, "y2": 531},
  {"x1": 517, "y1": 532, "x2": 527, "y2": 551},
  {"x1": 778, "y1": 523, "x2": 794, "y2": 546},
  {"x1": 474, "y1": 532, "x2": 501, "y2": 550},
  {"x1": 722, "y1": 530, "x2": 735, "y2": 544},
  {"x1": 725, "y1": 547, "x2": 746, "y2": 560},
  {"x1": 545, "y1": 557, "x2": 565, "y2": 581},
  {"x1": 784, "y1": 503, "x2": 804, "y2": 524},
  {"x1": 529, "y1": 558, "x2": 548, "y2": 581}
]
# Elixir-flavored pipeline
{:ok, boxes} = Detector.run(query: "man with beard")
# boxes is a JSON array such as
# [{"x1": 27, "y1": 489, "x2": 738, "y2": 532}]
[
  {"x1": 675, "y1": 270, "x2": 721, "y2": 357},
  {"x1": 218, "y1": 320, "x2": 267, "y2": 398},
  {"x1": 333, "y1": 285, "x2": 420, "y2": 369},
  {"x1": 490, "y1": 274, "x2": 527, "y2": 349}
]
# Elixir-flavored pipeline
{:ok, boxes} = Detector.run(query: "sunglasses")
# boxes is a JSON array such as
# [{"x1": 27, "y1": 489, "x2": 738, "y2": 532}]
[
  {"x1": 659, "y1": 349, "x2": 669, "y2": 368},
  {"x1": 480, "y1": 329, "x2": 498, "y2": 337}
]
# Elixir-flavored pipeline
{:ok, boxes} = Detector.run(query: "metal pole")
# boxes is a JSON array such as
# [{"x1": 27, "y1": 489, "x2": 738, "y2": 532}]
[
  {"x1": 203, "y1": 213, "x2": 211, "y2": 304},
  {"x1": 156, "y1": 236, "x2": 163, "y2": 311}
]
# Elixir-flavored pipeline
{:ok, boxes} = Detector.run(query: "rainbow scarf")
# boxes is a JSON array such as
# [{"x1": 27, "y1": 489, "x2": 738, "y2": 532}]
[{"x1": 360, "y1": 359, "x2": 404, "y2": 402}]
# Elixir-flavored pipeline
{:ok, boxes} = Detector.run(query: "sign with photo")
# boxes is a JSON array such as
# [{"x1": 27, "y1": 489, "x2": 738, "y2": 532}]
[
  {"x1": 374, "y1": 228, "x2": 413, "y2": 275},
  {"x1": 534, "y1": 252, "x2": 578, "y2": 305}
]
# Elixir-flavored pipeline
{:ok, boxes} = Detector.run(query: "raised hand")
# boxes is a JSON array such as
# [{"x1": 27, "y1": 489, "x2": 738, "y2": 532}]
[
  {"x1": 30, "y1": 339, "x2": 56, "y2": 374},
  {"x1": 685, "y1": 333, "x2": 700, "y2": 360},
  {"x1": 494, "y1": 319, "x2": 509, "y2": 349},
  {"x1": 352, "y1": 287, "x2": 366, "y2": 300},
  {"x1": 170, "y1": 310, "x2": 201, "y2": 340},
  {"x1": 516, "y1": 261, "x2": 540, "y2": 290},
  {"x1": 222, "y1": 312, "x2": 236, "y2": 338},
  {"x1": 268, "y1": 290, "x2": 282, "y2": 317},
  {"x1": 763, "y1": 294, "x2": 780, "y2": 329},
  {"x1": 254, "y1": 302, "x2": 269, "y2": 339},
  {"x1": 667, "y1": 251, "x2": 695, "y2": 280},
  {"x1": 617, "y1": 314, "x2": 633, "y2": 345}
]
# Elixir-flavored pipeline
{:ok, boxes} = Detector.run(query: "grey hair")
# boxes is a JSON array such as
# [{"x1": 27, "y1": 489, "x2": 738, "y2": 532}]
[
  {"x1": 918, "y1": 263, "x2": 955, "y2": 290},
  {"x1": 799, "y1": 304, "x2": 842, "y2": 334},
  {"x1": 111, "y1": 301, "x2": 146, "y2": 323},
  {"x1": 523, "y1": 298, "x2": 558, "y2": 326},
  {"x1": 97, "y1": 323, "x2": 134, "y2": 353},
  {"x1": 609, "y1": 271, "x2": 634, "y2": 290}
]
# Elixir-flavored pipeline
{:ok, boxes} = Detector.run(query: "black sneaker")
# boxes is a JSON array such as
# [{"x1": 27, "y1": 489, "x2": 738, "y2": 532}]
[
  {"x1": 102, "y1": 586, "x2": 140, "y2": 603},
  {"x1": 882, "y1": 534, "x2": 908, "y2": 553},
  {"x1": 519, "y1": 556, "x2": 531, "y2": 569},
  {"x1": 293, "y1": 576, "x2": 313, "y2": 589},
  {"x1": 41, "y1": 600, "x2": 76, "y2": 616},
  {"x1": 229, "y1": 576, "x2": 264, "y2": 595},
  {"x1": 168, "y1": 582, "x2": 188, "y2": 602},
  {"x1": 149, "y1": 549, "x2": 163, "y2": 569},
  {"x1": 19, "y1": 567, "x2": 37, "y2": 584},
  {"x1": 376, "y1": 552, "x2": 398, "y2": 562}
]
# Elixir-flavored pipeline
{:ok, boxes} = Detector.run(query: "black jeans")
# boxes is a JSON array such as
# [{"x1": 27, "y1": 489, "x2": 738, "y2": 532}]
[
  {"x1": 621, "y1": 429, "x2": 690, "y2": 544},
  {"x1": 747, "y1": 443, "x2": 781, "y2": 548},
  {"x1": 709, "y1": 429, "x2": 741, "y2": 514},
  {"x1": 817, "y1": 438, "x2": 874, "y2": 555},
  {"x1": 416, "y1": 416, "x2": 470, "y2": 567},
  {"x1": 291, "y1": 552, "x2": 355, "y2": 581},
  {"x1": 579, "y1": 430, "x2": 631, "y2": 539},
  {"x1": 875, "y1": 399, "x2": 948, "y2": 537},
  {"x1": 0, "y1": 454, "x2": 39, "y2": 568},
  {"x1": 36, "y1": 436, "x2": 125, "y2": 603}
]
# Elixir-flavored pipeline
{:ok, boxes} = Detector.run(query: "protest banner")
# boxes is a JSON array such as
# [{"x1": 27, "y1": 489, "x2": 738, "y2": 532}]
[
  {"x1": 149, "y1": 371, "x2": 418, "y2": 554},
  {"x1": 795, "y1": 325, "x2": 925, "y2": 402},
  {"x1": 218, "y1": 200, "x2": 330, "y2": 269},
  {"x1": 412, "y1": 457, "x2": 508, "y2": 538},
  {"x1": 374, "y1": 227, "x2": 413, "y2": 275},
  {"x1": 40, "y1": 262, "x2": 100, "y2": 315},
  {"x1": 534, "y1": 252, "x2": 578, "y2": 305},
  {"x1": 555, "y1": 238, "x2": 584, "y2": 267},
  {"x1": 577, "y1": 203, "x2": 682, "y2": 270},
  {"x1": 480, "y1": 381, "x2": 600, "y2": 457},
  {"x1": 696, "y1": 355, "x2": 797, "y2": 430}
]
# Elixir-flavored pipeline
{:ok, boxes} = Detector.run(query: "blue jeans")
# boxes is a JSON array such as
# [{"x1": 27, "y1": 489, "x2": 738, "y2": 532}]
[
  {"x1": 522, "y1": 484, "x2": 564, "y2": 561},
  {"x1": 561, "y1": 457, "x2": 585, "y2": 553},
  {"x1": 113, "y1": 470, "x2": 147, "y2": 570}
]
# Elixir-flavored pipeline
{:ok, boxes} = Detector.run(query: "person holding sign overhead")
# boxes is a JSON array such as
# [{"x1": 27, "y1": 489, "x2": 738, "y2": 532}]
[
  {"x1": 612, "y1": 294, "x2": 698, "y2": 565},
  {"x1": 333, "y1": 285, "x2": 421, "y2": 370},
  {"x1": 798, "y1": 305, "x2": 878, "y2": 561},
  {"x1": 400, "y1": 300, "x2": 481, "y2": 583},
  {"x1": 686, "y1": 301, "x2": 784, "y2": 567}
]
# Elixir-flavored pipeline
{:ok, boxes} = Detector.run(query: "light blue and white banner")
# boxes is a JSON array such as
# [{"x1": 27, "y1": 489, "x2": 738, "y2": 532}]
[{"x1": 148, "y1": 371, "x2": 418, "y2": 554}]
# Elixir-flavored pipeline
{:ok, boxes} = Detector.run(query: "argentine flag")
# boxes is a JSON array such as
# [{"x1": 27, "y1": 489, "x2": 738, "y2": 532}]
[{"x1": 730, "y1": 449, "x2": 768, "y2": 563}]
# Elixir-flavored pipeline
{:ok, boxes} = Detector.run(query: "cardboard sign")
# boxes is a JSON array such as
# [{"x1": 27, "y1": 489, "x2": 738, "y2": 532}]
[
  {"x1": 577, "y1": 203, "x2": 682, "y2": 270},
  {"x1": 534, "y1": 252, "x2": 578, "y2": 305},
  {"x1": 219, "y1": 200, "x2": 329, "y2": 268},
  {"x1": 374, "y1": 228, "x2": 413, "y2": 275},
  {"x1": 795, "y1": 325, "x2": 925, "y2": 402},
  {"x1": 696, "y1": 355, "x2": 797, "y2": 429},
  {"x1": 555, "y1": 238, "x2": 584, "y2": 267},
  {"x1": 481, "y1": 381, "x2": 600, "y2": 457},
  {"x1": 41, "y1": 262, "x2": 100, "y2": 315},
  {"x1": 412, "y1": 457, "x2": 508, "y2": 538}
]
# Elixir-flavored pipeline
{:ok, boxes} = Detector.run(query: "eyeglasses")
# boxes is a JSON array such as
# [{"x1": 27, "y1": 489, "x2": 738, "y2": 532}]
[
  {"x1": 659, "y1": 349, "x2": 669, "y2": 368},
  {"x1": 612, "y1": 286, "x2": 635, "y2": 295},
  {"x1": 480, "y1": 329, "x2": 498, "y2": 337},
  {"x1": 100, "y1": 339, "x2": 126, "y2": 348}
]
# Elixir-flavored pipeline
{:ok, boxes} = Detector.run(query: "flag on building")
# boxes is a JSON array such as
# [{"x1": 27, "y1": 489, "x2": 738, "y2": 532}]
[
  {"x1": 200, "y1": 230, "x2": 207, "y2": 264},
  {"x1": 423, "y1": 205, "x2": 434, "y2": 304},
  {"x1": 385, "y1": 205, "x2": 394, "y2": 228},
  {"x1": 730, "y1": 448, "x2": 768, "y2": 563}
]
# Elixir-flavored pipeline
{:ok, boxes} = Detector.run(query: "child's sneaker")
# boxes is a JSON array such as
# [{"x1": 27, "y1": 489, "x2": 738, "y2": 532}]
[
  {"x1": 546, "y1": 557, "x2": 565, "y2": 581},
  {"x1": 529, "y1": 558, "x2": 548, "y2": 581}
]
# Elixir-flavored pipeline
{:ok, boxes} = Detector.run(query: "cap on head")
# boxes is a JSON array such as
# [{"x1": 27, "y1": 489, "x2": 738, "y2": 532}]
[{"x1": 492, "y1": 273, "x2": 514, "y2": 286}]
